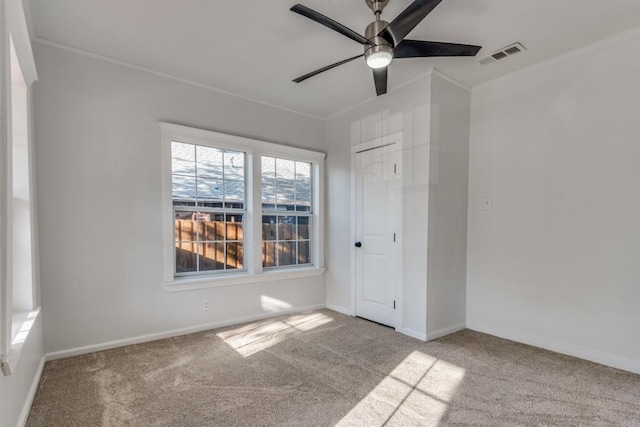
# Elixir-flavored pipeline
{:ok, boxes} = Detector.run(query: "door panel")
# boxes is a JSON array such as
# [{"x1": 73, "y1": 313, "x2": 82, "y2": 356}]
[{"x1": 355, "y1": 145, "x2": 398, "y2": 327}]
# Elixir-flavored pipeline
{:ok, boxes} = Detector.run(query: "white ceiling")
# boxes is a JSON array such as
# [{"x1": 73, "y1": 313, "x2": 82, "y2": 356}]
[{"x1": 28, "y1": 0, "x2": 640, "y2": 118}]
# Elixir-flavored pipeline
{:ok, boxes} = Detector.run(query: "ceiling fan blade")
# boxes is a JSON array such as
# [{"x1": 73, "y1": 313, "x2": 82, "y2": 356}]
[
  {"x1": 382, "y1": 0, "x2": 444, "y2": 45},
  {"x1": 291, "y1": 4, "x2": 370, "y2": 45},
  {"x1": 395, "y1": 40, "x2": 482, "y2": 58},
  {"x1": 373, "y1": 67, "x2": 388, "y2": 96},
  {"x1": 293, "y1": 54, "x2": 363, "y2": 83}
]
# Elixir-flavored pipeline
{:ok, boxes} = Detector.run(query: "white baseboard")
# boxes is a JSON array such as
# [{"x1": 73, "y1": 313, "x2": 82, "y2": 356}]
[
  {"x1": 427, "y1": 323, "x2": 466, "y2": 341},
  {"x1": 398, "y1": 327, "x2": 427, "y2": 341},
  {"x1": 326, "y1": 304, "x2": 354, "y2": 316},
  {"x1": 467, "y1": 321, "x2": 640, "y2": 375},
  {"x1": 45, "y1": 304, "x2": 326, "y2": 361},
  {"x1": 18, "y1": 355, "x2": 45, "y2": 427}
]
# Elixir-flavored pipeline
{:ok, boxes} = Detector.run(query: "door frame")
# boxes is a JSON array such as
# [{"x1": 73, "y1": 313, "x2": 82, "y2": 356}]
[{"x1": 350, "y1": 133, "x2": 403, "y2": 330}]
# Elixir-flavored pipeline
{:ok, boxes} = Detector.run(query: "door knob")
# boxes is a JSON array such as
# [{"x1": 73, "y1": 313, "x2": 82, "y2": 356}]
[{"x1": 354, "y1": 241, "x2": 362, "y2": 248}]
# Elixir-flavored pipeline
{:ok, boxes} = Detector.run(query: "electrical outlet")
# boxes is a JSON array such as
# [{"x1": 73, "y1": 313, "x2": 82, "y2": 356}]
[{"x1": 203, "y1": 299, "x2": 210, "y2": 311}]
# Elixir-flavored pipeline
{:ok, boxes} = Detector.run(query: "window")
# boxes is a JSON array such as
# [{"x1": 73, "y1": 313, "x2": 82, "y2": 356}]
[
  {"x1": 161, "y1": 123, "x2": 325, "y2": 291},
  {"x1": 261, "y1": 157, "x2": 312, "y2": 268},
  {"x1": 171, "y1": 142, "x2": 245, "y2": 275},
  {"x1": 2, "y1": 0, "x2": 40, "y2": 376}
]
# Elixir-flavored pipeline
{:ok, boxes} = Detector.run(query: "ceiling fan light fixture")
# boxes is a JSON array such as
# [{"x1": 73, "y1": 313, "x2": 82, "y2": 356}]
[{"x1": 366, "y1": 49, "x2": 393, "y2": 68}]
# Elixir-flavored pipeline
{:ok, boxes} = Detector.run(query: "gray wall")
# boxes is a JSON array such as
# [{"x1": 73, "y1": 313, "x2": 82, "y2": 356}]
[
  {"x1": 467, "y1": 28, "x2": 640, "y2": 374},
  {"x1": 426, "y1": 74, "x2": 470, "y2": 337},
  {"x1": 33, "y1": 42, "x2": 327, "y2": 354}
]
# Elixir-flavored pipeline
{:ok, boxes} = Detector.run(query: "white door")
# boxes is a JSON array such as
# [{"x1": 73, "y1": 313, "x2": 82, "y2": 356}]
[{"x1": 355, "y1": 144, "x2": 400, "y2": 327}]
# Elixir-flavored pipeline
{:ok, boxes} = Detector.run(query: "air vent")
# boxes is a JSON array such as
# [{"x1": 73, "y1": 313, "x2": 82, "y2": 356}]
[
  {"x1": 492, "y1": 51, "x2": 508, "y2": 60},
  {"x1": 479, "y1": 42, "x2": 526, "y2": 66}
]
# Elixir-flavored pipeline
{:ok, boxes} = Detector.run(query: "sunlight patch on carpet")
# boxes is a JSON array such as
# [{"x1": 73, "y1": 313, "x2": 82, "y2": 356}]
[
  {"x1": 336, "y1": 351, "x2": 466, "y2": 426},
  {"x1": 217, "y1": 312, "x2": 333, "y2": 357}
]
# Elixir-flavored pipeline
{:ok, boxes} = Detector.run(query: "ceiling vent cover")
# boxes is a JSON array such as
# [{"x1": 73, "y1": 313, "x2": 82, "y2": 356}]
[{"x1": 479, "y1": 42, "x2": 526, "y2": 66}]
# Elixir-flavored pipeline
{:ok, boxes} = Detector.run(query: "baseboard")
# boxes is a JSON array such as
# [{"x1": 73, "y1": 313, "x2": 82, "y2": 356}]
[
  {"x1": 467, "y1": 321, "x2": 640, "y2": 375},
  {"x1": 17, "y1": 355, "x2": 45, "y2": 427},
  {"x1": 427, "y1": 323, "x2": 466, "y2": 341},
  {"x1": 326, "y1": 304, "x2": 354, "y2": 316},
  {"x1": 45, "y1": 304, "x2": 326, "y2": 361},
  {"x1": 398, "y1": 327, "x2": 427, "y2": 341}
]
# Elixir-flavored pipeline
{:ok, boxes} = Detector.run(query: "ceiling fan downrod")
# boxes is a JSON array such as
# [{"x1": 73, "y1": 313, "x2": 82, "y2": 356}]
[{"x1": 365, "y1": 0, "x2": 390, "y2": 17}]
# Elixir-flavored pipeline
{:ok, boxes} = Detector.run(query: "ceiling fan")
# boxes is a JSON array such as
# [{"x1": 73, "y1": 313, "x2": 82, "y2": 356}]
[{"x1": 290, "y1": 0, "x2": 481, "y2": 96}]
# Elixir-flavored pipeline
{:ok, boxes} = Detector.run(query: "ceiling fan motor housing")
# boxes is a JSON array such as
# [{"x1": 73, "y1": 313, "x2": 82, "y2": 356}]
[{"x1": 364, "y1": 20, "x2": 394, "y2": 68}]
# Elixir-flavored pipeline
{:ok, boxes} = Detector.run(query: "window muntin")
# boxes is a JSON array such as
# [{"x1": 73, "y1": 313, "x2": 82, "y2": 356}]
[
  {"x1": 261, "y1": 157, "x2": 312, "y2": 269},
  {"x1": 171, "y1": 142, "x2": 245, "y2": 275}
]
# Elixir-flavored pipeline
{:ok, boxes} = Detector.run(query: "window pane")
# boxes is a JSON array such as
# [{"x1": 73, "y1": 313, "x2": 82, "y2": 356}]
[
  {"x1": 262, "y1": 157, "x2": 277, "y2": 208},
  {"x1": 171, "y1": 142, "x2": 196, "y2": 176},
  {"x1": 175, "y1": 211, "x2": 198, "y2": 241},
  {"x1": 200, "y1": 242, "x2": 224, "y2": 271},
  {"x1": 275, "y1": 158, "x2": 295, "y2": 208},
  {"x1": 202, "y1": 213, "x2": 224, "y2": 241},
  {"x1": 276, "y1": 181, "x2": 295, "y2": 207},
  {"x1": 172, "y1": 175, "x2": 197, "y2": 202},
  {"x1": 276, "y1": 159, "x2": 295, "y2": 180},
  {"x1": 224, "y1": 151, "x2": 244, "y2": 180},
  {"x1": 226, "y1": 214, "x2": 243, "y2": 241},
  {"x1": 226, "y1": 243, "x2": 244, "y2": 269},
  {"x1": 295, "y1": 161, "x2": 312, "y2": 208},
  {"x1": 298, "y1": 241, "x2": 311, "y2": 265},
  {"x1": 196, "y1": 146, "x2": 223, "y2": 178},
  {"x1": 223, "y1": 180, "x2": 244, "y2": 203},
  {"x1": 295, "y1": 179, "x2": 311, "y2": 207},
  {"x1": 277, "y1": 242, "x2": 296, "y2": 267},
  {"x1": 262, "y1": 216, "x2": 277, "y2": 241},
  {"x1": 295, "y1": 161, "x2": 310, "y2": 180},
  {"x1": 278, "y1": 216, "x2": 295, "y2": 241},
  {"x1": 262, "y1": 156, "x2": 276, "y2": 177},
  {"x1": 176, "y1": 241, "x2": 198, "y2": 273},
  {"x1": 296, "y1": 216, "x2": 310, "y2": 240},
  {"x1": 196, "y1": 177, "x2": 223, "y2": 202},
  {"x1": 263, "y1": 242, "x2": 276, "y2": 267}
]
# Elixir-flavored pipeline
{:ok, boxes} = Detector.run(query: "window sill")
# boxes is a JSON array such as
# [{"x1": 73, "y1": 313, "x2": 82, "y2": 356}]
[
  {"x1": 159, "y1": 267, "x2": 326, "y2": 292},
  {"x1": 1, "y1": 307, "x2": 41, "y2": 376}
]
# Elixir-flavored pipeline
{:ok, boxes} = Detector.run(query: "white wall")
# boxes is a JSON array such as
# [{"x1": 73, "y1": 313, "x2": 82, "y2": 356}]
[
  {"x1": 1, "y1": 2, "x2": 44, "y2": 426},
  {"x1": 33, "y1": 43, "x2": 327, "y2": 354},
  {"x1": 326, "y1": 75, "x2": 438, "y2": 338},
  {"x1": 426, "y1": 74, "x2": 470, "y2": 338},
  {"x1": 0, "y1": 316, "x2": 43, "y2": 427},
  {"x1": 467, "y1": 28, "x2": 640, "y2": 374},
  {"x1": 326, "y1": 72, "x2": 471, "y2": 340}
]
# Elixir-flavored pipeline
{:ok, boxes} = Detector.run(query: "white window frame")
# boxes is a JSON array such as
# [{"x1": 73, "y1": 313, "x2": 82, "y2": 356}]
[
  {"x1": 1, "y1": 0, "x2": 40, "y2": 376},
  {"x1": 159, "y1": 122, "x2": 325, "y2": 292}
]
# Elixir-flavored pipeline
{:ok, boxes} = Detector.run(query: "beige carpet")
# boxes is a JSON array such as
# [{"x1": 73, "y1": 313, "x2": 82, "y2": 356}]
[{"x1": 28, "y1": 309, "x2": 640, "y2": 426}]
